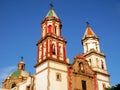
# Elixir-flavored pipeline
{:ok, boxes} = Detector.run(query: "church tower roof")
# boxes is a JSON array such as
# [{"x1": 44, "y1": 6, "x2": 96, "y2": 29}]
[
  {"x1": 45, "y1": 4, "x2": 59, "y2": 18},
  {"x1": 82, "y1": 22, "x2": 99, "y2": 40},
  {"x1": 11, "y1": 57, "x2": 29, "y2": 77}
]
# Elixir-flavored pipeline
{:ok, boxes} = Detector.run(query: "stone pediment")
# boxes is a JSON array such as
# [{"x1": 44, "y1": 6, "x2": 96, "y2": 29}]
[{"x1": 71, "y1": 54, "x2": 94, "y2": 77}]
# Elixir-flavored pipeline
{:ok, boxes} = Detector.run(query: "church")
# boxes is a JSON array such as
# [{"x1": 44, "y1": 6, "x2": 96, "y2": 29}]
[{"x1": 1, "y1": 5, "x2": 110, "y2": 90}]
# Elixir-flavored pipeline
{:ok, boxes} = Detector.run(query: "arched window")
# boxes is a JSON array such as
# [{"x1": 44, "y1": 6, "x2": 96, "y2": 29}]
[
  {"x1": 52, "y1": 43, "x2": 56, "y2": 55},
  {"x1": 86, "y1": 43, "x2": 88, "y2": 52},
  {"x1": 95, "y1": 42, "x2": 98, "y2": 51},
  {"x1": 96, "y1": 58, "x2": 99, "y2": 68},
  {"x1": 48, "y1": 25, "x2": 52, "y2": 33},
  {"x1": 101, "y1": 60, "x2": 104, "y2": 69},
  {"x1": 79, "y1": 62, "x2": 84, "y2": 71},
  {"x1": 56, "y1": 73, "x2": 61, "y2": 81},
  {"x1": 11, "y1": 83, "x2": 16, "y2": 88},
  {"x1": 21, "y1": 65, "x2": 24, "y2": 70},
  {"x1": 103, "y1": 83, "x2": 106, "y2": 90},
  {"x1": 54, "y1": 26, "x2": 57, "y2": 34},
  {"x1": 89, "y1": 59, "x2": 91, "y2": 66}
]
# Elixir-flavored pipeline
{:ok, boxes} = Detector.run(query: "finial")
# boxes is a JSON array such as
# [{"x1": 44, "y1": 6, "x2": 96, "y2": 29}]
[
  {"x1": 50, "y1": 3, "x2": 54, "y2": 9},
  {"x1": 21, "y1": 56, "x2": 23, "y2": 61},
  {"x1": 86, "y1": 21, "x2": 90, "y2": 26}
]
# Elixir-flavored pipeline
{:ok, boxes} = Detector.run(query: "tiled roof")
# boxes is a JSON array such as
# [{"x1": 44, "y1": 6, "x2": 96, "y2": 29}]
[
  {"x1": 46, "y1": 8, "x2": 58, "y2": 18},
  {"x1": 82, "y1": 25, "x2": 98, "y2": 40},
  {"x1": 76, "y1": 54, "x2": 85, "y2": 59},
  {"x1": 11, "y1": 70, "x2": 29, "y2": 77},
  {"x1": 87, "y1": 26, "x2": 94, "y2": 35}
]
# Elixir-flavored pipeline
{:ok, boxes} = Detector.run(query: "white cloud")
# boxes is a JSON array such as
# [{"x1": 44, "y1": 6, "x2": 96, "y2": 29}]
[{"x1": 0, "y1": 66, "x2": 17, "y2": 87}]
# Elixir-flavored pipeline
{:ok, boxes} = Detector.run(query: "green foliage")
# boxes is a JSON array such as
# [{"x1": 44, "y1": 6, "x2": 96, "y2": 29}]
[{"x1": 106, "y1": 84, "x2": 120, "y2": 90}]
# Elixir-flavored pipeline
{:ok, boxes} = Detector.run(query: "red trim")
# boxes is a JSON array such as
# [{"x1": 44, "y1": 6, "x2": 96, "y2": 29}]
[
  {"x1": 37, "y1": 46, "x2": 39, "y2": 63},
  {"x1": 50, "y1": 39, "x2": 52, "y2": 58},
  {"x1": 53, "y1": 22, "x2": 55, "y2": 34},
  {"x1": 48, "y1": 25, "x2": 52, "y2": 33},
  {"x1": 93, "y1": 73, "x2": 98, "y2": 90},
  {"x1": 42, "y1": 25, "x2": 43, "y2": 37},
  {"x1": 42, "y1": 43, "x2": 43, "y2": 61},
  {"x1": 63, "y1": 43, "x2": 66, "y2": 62},
  {"x1": 52, "y1": 44, "x2": 55, "y2": 54},
  {"x1": 82, "y1": 64, "x2": 85, "y2": 71},
  {"x1": 45, "y1": 23, "x2": 47, "y2": 36},
  {"x1": 57, "y1": 41, "x2": 59, "y2": 60},
  {"x1": 58, "y1": 24, "x2": 60, "y2": 36},
  {"x1": 46, "y1": 39, "x2": 48, "y2": 58},
  {"x1": 87, "y1": 26, "x2": 93, "y2": 35},
  {"x1": 68, "y1": 67, "x2": 72, "y2": 90}
]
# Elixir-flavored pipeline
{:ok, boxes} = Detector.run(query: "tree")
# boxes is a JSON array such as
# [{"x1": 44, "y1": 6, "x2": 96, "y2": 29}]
[{"x1": 106, "y1": 84, "x2": 120, "y2": 90}]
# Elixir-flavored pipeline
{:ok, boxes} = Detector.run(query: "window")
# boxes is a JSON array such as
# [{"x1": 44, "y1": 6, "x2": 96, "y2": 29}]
[
  {"x1": 89, "y1": 59, "x2": 91, "y2": 63},
  {"x1": 103, "y1": 83, "x2": 106, "y2": 90},
  {"x1": 48, "y1": 25, "x2": 52, "y2": 33},
  {"x1": 101, "y1": 60, "x2": 104, "y2": 69},
  {"x1": 11, "y1": 83, "x2": 16, "y2": 88},
  {"x1": 26, "y1": 86, "x2": 30, "y2": 90},
  {"x1": 52, "y1": 43, "x2": 56, "y2": 55},
  {"x1": 86, "y1": 43, "x2": 88, "y2": 52},
  {"x1": 54, "y1": 26, "x2": 57, "y2": 34},
  {"x1": 95, "y1": 42, "x2": 98, "y2": 51},
  {"x1": 89, "y1": 59, "x2": 91, "y2": 66},
  {"x1": 21, "y1": 65, "x2": 24, "y2": 70},
  {"x1": 96, "y1": 45, "x2": 98, "y2": 51},
  {"x1": 82, "y1": 80, "x2": 86, "y2": 90},
  {"x1": 56, "y1": 73, "x2": 61, "y2": 81},
  {"x1": 59, "y1": 46, "x2": 62, "y2": 57},
  {"x1": 96, "y1": 58, "x2": 99, "y2": 68},
  {"x1": 79, "y1": 63, "x2": 84, "y2": 71},
  {"x1": 43, "y1": 43, "x2": 46, "y2": 56}
]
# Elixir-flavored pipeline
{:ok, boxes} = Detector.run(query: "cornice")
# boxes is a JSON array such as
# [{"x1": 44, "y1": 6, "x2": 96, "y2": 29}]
[
  {"x1": 34, "y1": 58, "x2": 69, "y2": 68},
  {"x1": 84, "y1": 50, "x2": 105, "y2": 57},
  {"x1": 36, "y1": 34, "x2": 67, "y2": 46},
  {"x1": 41, "y1": 17, "x2": 61, "y2": 24}
]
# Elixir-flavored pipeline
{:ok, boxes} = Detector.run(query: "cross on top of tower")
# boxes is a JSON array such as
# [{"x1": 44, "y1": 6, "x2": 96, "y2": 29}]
[
  {"x1": 86, "y1": 21, "x2": 90, "y2": 26},
  {"x1": 21, "y1": 56, "x2": 24, "y2": 60},
  {"x1": 45, "y1": 3, "x2": 58, "y2": 18},
  {"x1": 50, "y1": 3, "x2": 54, "y2": 9}
]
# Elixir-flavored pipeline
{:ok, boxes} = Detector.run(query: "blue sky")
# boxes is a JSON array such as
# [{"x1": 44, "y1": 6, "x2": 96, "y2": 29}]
[{"x1": 0, "y1": 0, "x2": 120, "y2": 87}]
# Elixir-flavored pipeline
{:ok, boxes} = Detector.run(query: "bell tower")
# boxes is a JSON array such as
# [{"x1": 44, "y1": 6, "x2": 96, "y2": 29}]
[
  {"x1": 82, "y1": 22, "x2": 100, "y2": 54},
  {"x1": 82, "y1": 23, "x2": 110, "y2": 90},
  {"x1": 36, "y1": 5, "x2": 67, "y2": 66},
  {"x1": 34, "y1": 5, "x2": 68, "y2": 90},
  {"x1": 18, "y1": 57, "x2": 25, "y2": 71}
]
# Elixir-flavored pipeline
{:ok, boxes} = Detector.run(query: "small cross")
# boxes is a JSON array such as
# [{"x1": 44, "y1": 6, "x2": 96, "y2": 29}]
[
  {"x1": 21, "y1": 56, "x2": 23, "y2": 60},
  {"x1": 86, "y1": 22, "x2": 90, "y2": 26},
  {"x1": 50, "y1": 3, "x2": 54, "y2": 9}
]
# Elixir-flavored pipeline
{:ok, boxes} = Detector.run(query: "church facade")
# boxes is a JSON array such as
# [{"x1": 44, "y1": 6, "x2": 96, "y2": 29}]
[{"x1": 1, "y1": 6, "x2": 110, "y2": 90}]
